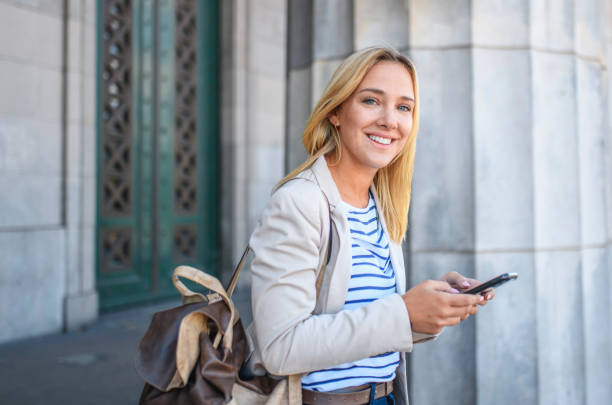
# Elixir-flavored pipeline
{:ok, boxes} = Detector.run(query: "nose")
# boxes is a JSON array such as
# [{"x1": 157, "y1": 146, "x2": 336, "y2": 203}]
[{"x1": 376, "y1": 106, "x2": 398, "y2": 130}]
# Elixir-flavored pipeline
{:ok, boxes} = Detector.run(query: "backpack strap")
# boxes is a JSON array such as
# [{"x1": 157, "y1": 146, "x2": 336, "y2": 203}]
[
  {"x1": 172, "y1": 266, "x2": 237, "y2": 352},
  {"x1": 225, "y1": 184, "x2": 333, "y2": 300}
]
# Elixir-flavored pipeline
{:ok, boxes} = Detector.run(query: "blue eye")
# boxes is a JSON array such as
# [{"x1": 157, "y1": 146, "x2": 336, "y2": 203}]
[
  {"x1": 363, "y1": 97, "x2": 377, "y2": 105},
  {"x1": 398, "y1": 105, "x2": 412, "y2": 112}
]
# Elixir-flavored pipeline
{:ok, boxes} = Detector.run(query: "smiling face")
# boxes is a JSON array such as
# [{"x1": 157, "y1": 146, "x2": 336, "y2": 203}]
[{"x1": 328, "y1": 61, "x2": 415, "y2": 176}]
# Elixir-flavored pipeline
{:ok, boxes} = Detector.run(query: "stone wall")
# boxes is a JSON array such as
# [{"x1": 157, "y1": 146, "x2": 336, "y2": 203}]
[
  {"x1": 219, "y1": 0, "x2": 288, "y2": 302},
  {"x1": 411, "y1": 1, "x2": 612, "y2": 404},
  {"x1": 0, "y1": 0, "x2": 96, "y2": 343}
]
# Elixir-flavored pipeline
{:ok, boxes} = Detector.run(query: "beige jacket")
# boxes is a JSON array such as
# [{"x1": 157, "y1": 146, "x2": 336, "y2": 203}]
[{"x1": 249, "y1": 155, "x2": 432, "y2": 405}]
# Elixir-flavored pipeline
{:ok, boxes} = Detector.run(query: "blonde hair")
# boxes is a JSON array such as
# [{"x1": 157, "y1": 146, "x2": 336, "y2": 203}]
[{"x1": 277, "y1": 46, "x2": 420, "y2": 243}]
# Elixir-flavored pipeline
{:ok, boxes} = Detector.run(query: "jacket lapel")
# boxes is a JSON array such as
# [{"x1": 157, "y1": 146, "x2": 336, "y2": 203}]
[{"x1": 311, "y1": 156, "x2": 353, "y2": 312}]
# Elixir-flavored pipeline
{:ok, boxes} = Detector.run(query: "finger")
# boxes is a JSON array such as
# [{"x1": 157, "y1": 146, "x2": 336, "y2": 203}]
[
  {"x1": 476, "y1": 288, "x2": 495, "y2": 305},
  {"x1": 443, "y1": 272, "x2": 472, "y2": 290},
  {"x1": 443, "y1": 305, "x2": 479, "y2": 319},
  {"x1": 429, "y1": 280, "x2": 461, "y2": 293},
  {"x1": 445, "y1": 292, "x2": 484, "y2": 307},
  {"x1": 442, "y1": 316, "x2": 462, "y2": 327},
  {"x1": 464, "y1": 306, "x2": 478, "y2": 319},
  {"x1": 461, "y1": 306, "x2": 476, "y2": 320},
  {"x1": 443, "y1": 306, "x2": 474, "y2": 318},
  {"x1": 462, "y1": 280, "x2": 483, "y2": 291}
]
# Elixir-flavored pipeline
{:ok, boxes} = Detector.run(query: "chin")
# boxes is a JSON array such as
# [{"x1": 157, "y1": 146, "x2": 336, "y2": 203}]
[
  {"x1": 367, "y1": 159, "x2": 395, "y2": 170},
  {"x1": 372, "y1": 154, "x2": 399, "y2": 169}
]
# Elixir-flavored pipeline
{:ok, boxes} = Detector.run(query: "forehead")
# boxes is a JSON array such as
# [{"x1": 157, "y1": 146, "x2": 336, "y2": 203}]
[{"x1": 357, "y1": 61, "x2": 414, "y2": 96}]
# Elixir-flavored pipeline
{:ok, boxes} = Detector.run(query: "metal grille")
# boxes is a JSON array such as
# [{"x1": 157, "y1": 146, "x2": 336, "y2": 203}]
[
  {"x1": 101, "y1": 0, "x2": 132, "y2": 217},
  {"x1": 173, "y1": 225, "x2": 198, "y2": 261},
  {"x1": 173, "y1": 0, "x2": 198, "y2": 215},
  {"x1": 100, "y1": 228, "x2": 132, "y2": 273}
]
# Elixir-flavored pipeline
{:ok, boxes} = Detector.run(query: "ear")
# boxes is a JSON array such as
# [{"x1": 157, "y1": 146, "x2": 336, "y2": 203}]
[{"x1": 328, "y1": 112, "x2": 340, "y2": 127}]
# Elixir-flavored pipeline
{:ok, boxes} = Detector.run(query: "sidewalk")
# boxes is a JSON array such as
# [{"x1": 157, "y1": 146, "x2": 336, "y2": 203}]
[{"x1": 0, "y1": 293, "x2": 251, "y2": 405}]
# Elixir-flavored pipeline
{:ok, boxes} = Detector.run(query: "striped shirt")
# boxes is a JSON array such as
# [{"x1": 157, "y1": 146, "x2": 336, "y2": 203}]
[{"x1": 302, "y1": 193, "x2": 399, "y2": 392}]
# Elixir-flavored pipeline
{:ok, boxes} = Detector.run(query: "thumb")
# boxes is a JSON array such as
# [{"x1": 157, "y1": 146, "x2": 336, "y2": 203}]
[{"x1": 430, "y1": 280, "x2": 460, "y2": 294}]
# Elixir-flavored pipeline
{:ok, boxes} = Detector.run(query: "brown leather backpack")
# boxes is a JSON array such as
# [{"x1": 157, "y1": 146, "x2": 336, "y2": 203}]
[{"x1": 134, "y1": 254, "x2": 299, "y2": 404}]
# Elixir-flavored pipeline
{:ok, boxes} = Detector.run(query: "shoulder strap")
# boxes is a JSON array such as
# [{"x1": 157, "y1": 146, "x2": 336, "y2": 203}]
[
  {"x1": 314, "y1": 212, "x2": 333, "y2": 300},
  {"x1": 226, "y1": 246, "x2": 250, "y2": 297},
  {"x1": 225, "y1": 196, "x2": 333, "y2": 299}
]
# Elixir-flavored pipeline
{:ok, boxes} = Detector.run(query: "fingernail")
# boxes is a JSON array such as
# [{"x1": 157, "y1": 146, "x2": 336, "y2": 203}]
[
  {"x1": 450, "y1": 288, "x2": 459, "y2": 294},
  {"x1": 461, "y1": 281, "x2": 470, "y2": 287},
  {"x1": 479, "y1": 295, "x2": 484, "y2": 301},
  {"x1": 486, "y1": 294, "x2": 491, "y2": 300}
]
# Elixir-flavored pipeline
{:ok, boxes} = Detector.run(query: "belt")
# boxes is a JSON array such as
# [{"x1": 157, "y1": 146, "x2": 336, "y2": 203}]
[{"x1": 302, "y1": 380, "x2": 394, "y2": 405}]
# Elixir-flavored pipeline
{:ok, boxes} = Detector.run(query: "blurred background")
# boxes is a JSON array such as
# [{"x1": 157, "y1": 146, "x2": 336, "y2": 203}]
[{"x1": 0, "y1": 0, "x2": 611, "y2": 404}]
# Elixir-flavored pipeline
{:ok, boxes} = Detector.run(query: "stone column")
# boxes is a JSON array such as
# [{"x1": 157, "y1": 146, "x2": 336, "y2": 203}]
[
  {"x1": 285, "y1": 0, "x2": 313, "y2": 173},
  {"x1": 354, "y1": 0, "x2": 409, "y2": 50},
  {"x1": 605, "y1": 2, "x2": 612, "y2": 393},
  {"x1": 530, "y1": 1, "x2": 586, "y2": 403},
  {"x1": 574, "y1": 1, "x2": 611, "y2": 403},
  {"x1": 407, "y1": 0, "x2": 611, "y2": 404},
  {"x1": 312, "y1": 0, "x2": 353, "y2": 101},
  {"x1": 244, "y1": 0, "x2": 287, "y2": 231},
  {"x1": 285, "y1": 0, "x2": 353, "y2": 173},
  {"x1": 219, "y1": 0, "x2": 287, "y2": 322},
  {"x1": 406, "y1": 1, "x2": 476, "y2": 404},
  {"x1": 220, "y1": 0, "x2": 249, "y2": 278},
  {"x1": 62, "y1": 0, "x2": 98, "y2": 331},
  {"x1": 471, "y1": 1, "x2": 539, "y2": 404}
]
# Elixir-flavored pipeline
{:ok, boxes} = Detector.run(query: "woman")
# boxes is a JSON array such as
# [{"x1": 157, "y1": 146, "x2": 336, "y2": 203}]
[{"x1": 248, "y1": 47, "x2": 493, "y2": 405}]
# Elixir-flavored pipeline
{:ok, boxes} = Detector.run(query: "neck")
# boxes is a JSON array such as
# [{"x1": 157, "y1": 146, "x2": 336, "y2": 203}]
[{"x1": 325, "y1": 153, "x2": 376, "y2": 208}]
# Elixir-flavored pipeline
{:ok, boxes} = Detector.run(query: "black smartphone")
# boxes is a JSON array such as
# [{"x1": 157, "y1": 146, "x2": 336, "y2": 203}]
[{"x1": 463, "y1": 272, "x2": 518, "y2": 295}]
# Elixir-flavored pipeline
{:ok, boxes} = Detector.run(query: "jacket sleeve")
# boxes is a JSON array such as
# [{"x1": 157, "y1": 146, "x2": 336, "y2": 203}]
[{"x1": 249, "y1": 181, "x2": 414, "y2": 376}]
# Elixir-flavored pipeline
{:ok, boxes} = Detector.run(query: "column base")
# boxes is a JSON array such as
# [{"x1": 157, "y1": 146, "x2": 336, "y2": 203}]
[{"x1": 63, "y1": 291, "x2": 99, "y2": 331}]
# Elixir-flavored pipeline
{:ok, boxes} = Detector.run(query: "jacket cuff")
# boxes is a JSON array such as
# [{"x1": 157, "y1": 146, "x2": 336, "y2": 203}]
[
  {"x1": 388, "y1": 293, "x2": 415, "y2": 351},
  {"x1": 411, "y1": 331, "x2": 439, "y2": 343}
]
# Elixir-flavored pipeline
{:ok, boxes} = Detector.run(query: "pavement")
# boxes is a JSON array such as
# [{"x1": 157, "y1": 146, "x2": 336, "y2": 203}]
[{"x1": 0, "y1": 291, "x2": 252, "y2": 405}]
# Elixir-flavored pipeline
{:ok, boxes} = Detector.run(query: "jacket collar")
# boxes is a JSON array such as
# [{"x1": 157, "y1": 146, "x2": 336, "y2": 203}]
[{"x1": 311, "y1": 155, "x2": 387, "y2": 219}]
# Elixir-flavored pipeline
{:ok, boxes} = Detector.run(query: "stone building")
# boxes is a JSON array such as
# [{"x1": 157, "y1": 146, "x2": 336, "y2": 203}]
[{"x1": 0, "y1": 0, "x2": 611, "y2": 404}]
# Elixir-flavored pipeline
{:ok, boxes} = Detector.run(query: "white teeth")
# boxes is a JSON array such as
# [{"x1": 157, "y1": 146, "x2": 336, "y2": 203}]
[{"x1": 368, "y1": 135, "x2": 391, "y2": 145}]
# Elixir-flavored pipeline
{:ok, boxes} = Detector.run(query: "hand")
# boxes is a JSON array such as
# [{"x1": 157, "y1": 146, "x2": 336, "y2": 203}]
[
  {"x1": 401, "y1": 280, "x2": 484, "y2": 334},
  {"x1": 441, "y1": 271, "x2": 496, "y2": 304}
]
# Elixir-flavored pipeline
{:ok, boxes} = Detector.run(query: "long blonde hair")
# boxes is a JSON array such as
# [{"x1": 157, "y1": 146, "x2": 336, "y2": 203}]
[{"x1": 277, "y1": 47, "x2": 420, "y2": 243}]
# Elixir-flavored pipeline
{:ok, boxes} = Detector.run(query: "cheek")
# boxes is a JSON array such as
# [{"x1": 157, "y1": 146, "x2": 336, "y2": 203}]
[
  {"x1": 398, "y1": 118, "x2": 413, "y2": 140},
  {"x1": 396, "y1": 136, "x2": 409, "y2": 153},
  {"x1": 342, "y1": 107, "x2": 369, "y2": 129}
]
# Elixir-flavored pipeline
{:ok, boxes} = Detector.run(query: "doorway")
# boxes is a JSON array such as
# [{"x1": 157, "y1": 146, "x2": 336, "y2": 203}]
[{"x1": 95, "y1": 0, "x2": 219, "y2": 310}]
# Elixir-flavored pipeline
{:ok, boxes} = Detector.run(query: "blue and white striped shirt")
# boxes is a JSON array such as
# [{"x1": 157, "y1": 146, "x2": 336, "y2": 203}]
[{"x1": 302, "y1": 193, "x2": 399, "y2": 392}]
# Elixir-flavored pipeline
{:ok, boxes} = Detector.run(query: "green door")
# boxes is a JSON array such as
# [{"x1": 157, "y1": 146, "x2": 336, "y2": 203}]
[{"x1": 96, "y1": 0, "x2": 219, "y2": 310}]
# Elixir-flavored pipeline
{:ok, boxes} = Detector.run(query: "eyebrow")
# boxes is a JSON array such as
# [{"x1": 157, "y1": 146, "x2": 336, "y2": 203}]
[{"x1": 358, "y1": 87, "x2": 415, "y2": 103}]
